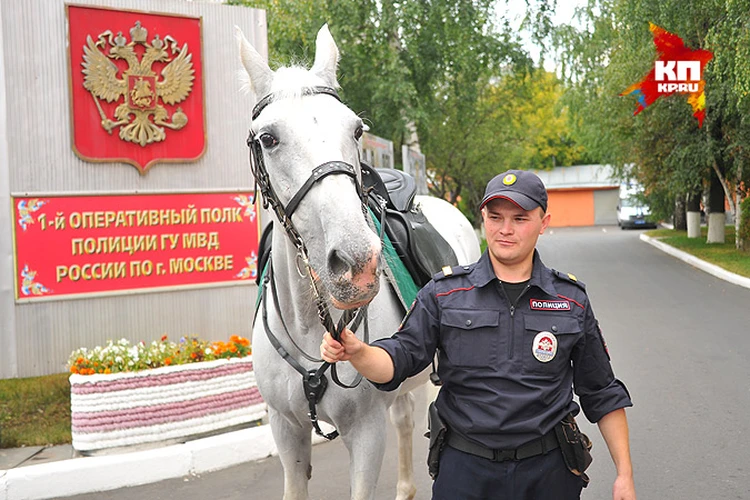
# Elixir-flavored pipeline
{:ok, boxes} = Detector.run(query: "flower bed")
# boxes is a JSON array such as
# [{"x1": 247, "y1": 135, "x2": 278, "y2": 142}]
[
  {"x1": 69, "y1": 335, "x2": 251, "y2": 375},
  {"x1": 68, "y1": 336, "x2": 266, "y2": 453}
]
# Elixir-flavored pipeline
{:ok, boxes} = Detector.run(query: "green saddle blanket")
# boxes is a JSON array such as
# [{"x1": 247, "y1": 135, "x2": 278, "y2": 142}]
[{"x1": 368, "y1": 209, "x2": 419, "y2": 311}]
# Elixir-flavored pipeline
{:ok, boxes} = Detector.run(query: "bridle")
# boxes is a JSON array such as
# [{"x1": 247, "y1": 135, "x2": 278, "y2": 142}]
[
  {"x1": 247, "y1": 86, "x2": 380, "y2": 440},
  {"x1": 248, "y1": 86, "x2": 365, "y2": 257}
]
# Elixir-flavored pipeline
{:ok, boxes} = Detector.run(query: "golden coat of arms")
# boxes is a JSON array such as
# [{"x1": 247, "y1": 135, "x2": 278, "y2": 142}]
[
  {"x1": 83, "y1": 20, "x2": 194, "y2": 147},
  {"x1": 68, "y1": 6, "x2": 205, "y2": 173}
]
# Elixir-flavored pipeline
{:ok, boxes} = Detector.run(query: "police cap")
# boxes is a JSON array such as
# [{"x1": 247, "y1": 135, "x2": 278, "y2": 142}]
[{"x1": 479, "y1": 170, "x2": 548, "y2": 212}]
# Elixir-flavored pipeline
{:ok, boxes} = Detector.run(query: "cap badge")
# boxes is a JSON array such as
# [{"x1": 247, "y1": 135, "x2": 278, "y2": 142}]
[
  {"x1": 503, "y1": 174, "x2": 517, "y2": 186},
  {"x1": 532, "y1": 331, "x2": 558, "y2": 363}
]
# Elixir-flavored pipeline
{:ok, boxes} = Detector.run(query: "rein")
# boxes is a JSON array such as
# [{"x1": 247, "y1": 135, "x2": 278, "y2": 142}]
[
  {"x1": 248, "y1": 86, "x2": 376, "y2": 440},
  {"x1": 259, "y1": 261, "x2": 368, "y2": 440}
]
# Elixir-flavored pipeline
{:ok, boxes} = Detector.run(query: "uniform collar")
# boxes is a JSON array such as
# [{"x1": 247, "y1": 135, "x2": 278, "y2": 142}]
[
  {"x1": 530, "y1": 250, "x2": 559, "y2": 297},
  {"x1": 471, "y1": 249, "x2": 559, "y2": 297},
  {"x1": 469, "y1": 251, "x2": 499, "y2": 288}
]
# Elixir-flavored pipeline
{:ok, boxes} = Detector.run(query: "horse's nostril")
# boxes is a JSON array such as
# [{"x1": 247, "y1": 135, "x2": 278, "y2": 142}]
[{"x1": 328, "y1": 249, "x2": 355, "y2": 277}]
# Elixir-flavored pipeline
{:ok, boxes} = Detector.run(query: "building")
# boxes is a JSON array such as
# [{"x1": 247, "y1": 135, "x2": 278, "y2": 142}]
[{"x1": 533, "y1": 165, "x2": 620, "y2": 227}]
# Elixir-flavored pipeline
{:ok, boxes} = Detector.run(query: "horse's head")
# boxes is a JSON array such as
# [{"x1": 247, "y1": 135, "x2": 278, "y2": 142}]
[{"x1": 236, "y1": 25, "x2": 381, "y2": 309}]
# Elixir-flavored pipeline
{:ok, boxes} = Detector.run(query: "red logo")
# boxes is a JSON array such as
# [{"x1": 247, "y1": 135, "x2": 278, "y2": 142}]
[
  {"x1": 621, "y1": 23, "x2": 713, "y2": 127},
  {"x1": 67, "y1": 6, "x2": 205, "y2": 173}
]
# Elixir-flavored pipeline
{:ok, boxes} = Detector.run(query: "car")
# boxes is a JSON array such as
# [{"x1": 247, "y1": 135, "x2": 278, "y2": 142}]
[{"x1": 616, "y1": 189, "x2": 657, "y2": 229}]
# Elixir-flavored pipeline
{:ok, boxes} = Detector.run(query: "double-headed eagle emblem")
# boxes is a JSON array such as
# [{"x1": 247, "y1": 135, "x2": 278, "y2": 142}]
[{"x1": 82, "y1": 21, "x2": 194, "y2": 147}]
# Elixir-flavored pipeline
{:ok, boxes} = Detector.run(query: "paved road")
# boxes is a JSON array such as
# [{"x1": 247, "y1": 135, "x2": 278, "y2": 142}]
[{"x1": 57, "y1": 226, "x2": 750, "y2": 499}]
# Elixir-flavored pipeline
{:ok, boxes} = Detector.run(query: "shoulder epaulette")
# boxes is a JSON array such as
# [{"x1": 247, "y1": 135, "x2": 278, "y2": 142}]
[
  {"x1": 553, "y1": 269, "x2": 586, "y2": 291},
  {"x1": 434, "y1": 264, "x2": 471, "y2": 281}
]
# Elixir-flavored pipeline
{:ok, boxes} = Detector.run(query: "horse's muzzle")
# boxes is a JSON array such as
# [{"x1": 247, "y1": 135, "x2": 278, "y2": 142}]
[{"x1": 326, "y1": 247, "x2": 381, "y2": 309}]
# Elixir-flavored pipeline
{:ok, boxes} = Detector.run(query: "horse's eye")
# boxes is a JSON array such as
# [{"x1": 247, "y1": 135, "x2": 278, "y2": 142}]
[
  {"x1": 354, "y1": 125, "x2": 363, "y2": 141},
  {"x1": 259, "y1": 133, "x2": 278, "y2": 148}
]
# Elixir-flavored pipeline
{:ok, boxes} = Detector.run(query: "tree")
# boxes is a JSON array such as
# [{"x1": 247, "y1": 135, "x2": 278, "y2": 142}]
[
  {"x1": 510, "y1": 70, "x2": 588, "y2": 170},
  {"x1": 232, "y1": 1, "x2": 522, "y2": 214},
  {"x1": 230, "y1": 0, "x2": 415, "y2": 142},
  {"x1": 704, "y1": 1, "x2": 750, "y2": 248},
  {"x1": 552, "y1": 0, "x2": 750, "y2": 248},
  {"x1": 232, "y1": 1, "x2": 591, "y2": 224},
  {"x1": 392, "y1": 0, "x2": 532, "y2": 212}
]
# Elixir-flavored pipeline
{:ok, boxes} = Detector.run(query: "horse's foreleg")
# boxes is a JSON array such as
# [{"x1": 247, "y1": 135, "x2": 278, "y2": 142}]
[
  {"x1": 268, "y1": 407, "x2": 313, "y2": 500},
  {"x1": 389, "y1": 392, "x2": 417, "y2": 500},
  {"x1": 340, "y1": 413, "x2": 388, "y2": 500}
]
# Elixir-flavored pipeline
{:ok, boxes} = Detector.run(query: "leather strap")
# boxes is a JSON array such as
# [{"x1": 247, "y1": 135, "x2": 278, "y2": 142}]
[
  {"x1": 252, "y1": 86, "x2": 341, "y2": 120},
  {"x1": 446, "y1": 428, "x2": 559, "y2": 462},
  {"x1": 285, "y1": 161, "x2": 357, "y2": 219}
]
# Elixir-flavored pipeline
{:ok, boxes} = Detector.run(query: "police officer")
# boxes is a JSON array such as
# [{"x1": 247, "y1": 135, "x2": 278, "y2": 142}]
[{"x1": 321, "y1": 170, "x2": 636, "y2": 500}]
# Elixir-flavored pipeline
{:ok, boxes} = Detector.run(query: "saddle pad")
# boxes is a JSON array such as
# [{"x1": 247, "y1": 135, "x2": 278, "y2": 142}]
[{"x1": 368, "y1": 208, "x2": 419, "y2": 310}]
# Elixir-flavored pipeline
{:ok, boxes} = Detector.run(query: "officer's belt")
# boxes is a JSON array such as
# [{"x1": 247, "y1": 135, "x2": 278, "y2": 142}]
[{"x1": 446, "y1": 428, "x2": 559, "y2": 462}]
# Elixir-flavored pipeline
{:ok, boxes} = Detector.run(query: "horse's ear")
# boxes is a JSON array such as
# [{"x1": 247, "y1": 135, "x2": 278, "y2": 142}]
[
  {"x1": 310, "y1": 24, "x2": 340, "y2": 89},
  {"x1": 235, "y1": 26, "x2": 274, "y2": 99}
]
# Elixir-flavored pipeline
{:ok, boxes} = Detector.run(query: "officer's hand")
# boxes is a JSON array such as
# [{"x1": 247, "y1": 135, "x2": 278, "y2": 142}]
[
  {"x1": 320, "y1": 328, "x2": 361, "y2": 363},
  {"x1": 612, "y1": 474, "x2": 636, "y2": 500}
]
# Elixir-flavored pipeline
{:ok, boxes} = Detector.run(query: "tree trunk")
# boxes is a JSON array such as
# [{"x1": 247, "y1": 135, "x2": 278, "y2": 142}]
[
  {"x1": 735, "y1": 168, "x2": 745, "y2": 251},
  {"x1": 674, "y1": 195, "x2": 687, "y2": 231},
  {"x1": 686, "y1": 191, "x2": 701, "y2": 238},
  {"x1": 707, "y1": 164, "x2": 726, "y2": 243}
]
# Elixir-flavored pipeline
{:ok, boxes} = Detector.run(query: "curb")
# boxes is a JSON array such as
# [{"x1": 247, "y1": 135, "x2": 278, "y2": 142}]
[
  {"x1": 0, "y1": 424, "x2": 331, "y2": 500},
  {"x1": 640, "y1": 233, "x2": 750, "y2": 290},
  {"x1": 0, "y1": 425, "x2": 276, "y2": 500}
]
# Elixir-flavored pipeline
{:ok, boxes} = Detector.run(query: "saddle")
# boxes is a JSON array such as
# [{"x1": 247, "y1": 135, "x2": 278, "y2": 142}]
[
  {"x1": 256, "y1": 165, "x2": 458, "y2": 290},
  {"x1": 361, "y1": 164, "x2": 458, "y2": 288}
]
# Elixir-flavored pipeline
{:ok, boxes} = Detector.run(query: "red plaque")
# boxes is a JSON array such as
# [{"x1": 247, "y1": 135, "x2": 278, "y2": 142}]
[
  {"x1": 12, "y1": 193, "x2": 259, "y2": 301},
  {"x1": 67, "y1": 5, "x2": 206, "y2": 173}
]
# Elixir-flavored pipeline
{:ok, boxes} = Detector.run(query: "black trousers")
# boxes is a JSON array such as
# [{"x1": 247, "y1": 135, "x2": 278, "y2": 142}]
[{"x1": 432, "y1": 444, "x2": 585, "y2": 500}]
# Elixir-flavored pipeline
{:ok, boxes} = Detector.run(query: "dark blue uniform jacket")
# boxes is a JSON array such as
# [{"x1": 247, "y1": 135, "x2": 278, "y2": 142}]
[{"x1": 371, "y1": 250, "x2": 632, "y2": 450}]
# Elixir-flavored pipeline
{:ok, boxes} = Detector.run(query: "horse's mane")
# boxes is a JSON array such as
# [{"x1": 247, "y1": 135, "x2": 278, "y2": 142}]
[{"x1": 238, "y1": 64, "x2": 335, "y2": 105}]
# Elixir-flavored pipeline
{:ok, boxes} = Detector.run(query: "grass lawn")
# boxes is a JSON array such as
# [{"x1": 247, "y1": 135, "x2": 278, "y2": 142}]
[
  {"x1": 645, "y1": 225, "x2": 750, "y2": 279},
  {"x1": 0, "y1": 373, "x2": 71, "y2": 448}
]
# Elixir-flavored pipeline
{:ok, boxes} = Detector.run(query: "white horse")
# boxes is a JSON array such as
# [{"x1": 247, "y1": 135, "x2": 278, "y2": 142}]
[{"x1": 237, "y1": 25, "x2": 480, "y2": 500}]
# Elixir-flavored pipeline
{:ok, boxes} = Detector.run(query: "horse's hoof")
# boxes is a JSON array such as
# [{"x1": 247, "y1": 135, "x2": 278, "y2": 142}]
[{"x1": 395, "y1": 484, "x2": 417, "y2": 500}]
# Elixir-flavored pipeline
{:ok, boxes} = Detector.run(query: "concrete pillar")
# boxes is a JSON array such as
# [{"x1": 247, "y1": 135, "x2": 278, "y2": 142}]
[{"x1": 0, "y1": 3, "x2": 18, "y2": 378}]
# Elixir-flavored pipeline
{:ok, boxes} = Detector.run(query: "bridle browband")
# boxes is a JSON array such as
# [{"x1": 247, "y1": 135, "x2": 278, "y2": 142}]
[
  {"x1": 247, "y1": 86, "x2": 377, "y2": 440},
  {"x1": 251, "y1": 86, "x2": 343, "y2": 120}
]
